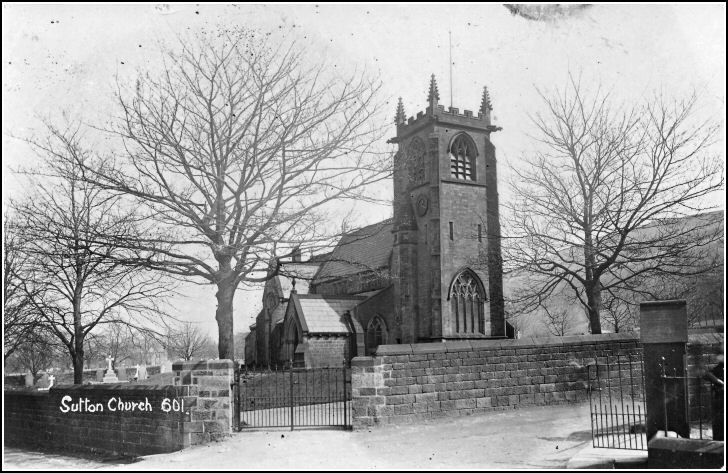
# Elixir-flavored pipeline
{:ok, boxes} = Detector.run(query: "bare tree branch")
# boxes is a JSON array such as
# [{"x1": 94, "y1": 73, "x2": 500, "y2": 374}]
[
  {"x1": 502, "y1": 75, "x2": 724, "y2": 334},
  {"x1": 71, "y1": 29, "x2": 392, "y2": 359}
]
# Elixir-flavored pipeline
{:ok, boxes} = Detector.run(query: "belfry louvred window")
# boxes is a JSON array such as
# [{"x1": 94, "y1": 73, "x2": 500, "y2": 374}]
[
  {"x1": 450, "y1": 270, "x2": 486, "y2": 334},
  {"x1": 449, "y1": 134, "x2": 476, "y2": 181}
]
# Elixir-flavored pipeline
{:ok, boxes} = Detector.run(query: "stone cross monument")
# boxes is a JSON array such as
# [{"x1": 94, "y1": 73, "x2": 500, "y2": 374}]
[{"x1": 102, "y1": 355, "x2": 119, "y2": 383}]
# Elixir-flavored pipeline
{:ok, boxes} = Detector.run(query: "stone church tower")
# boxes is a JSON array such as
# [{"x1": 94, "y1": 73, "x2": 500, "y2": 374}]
[{"x1": 390, "y1": 75, "x2": 505, "y2": 343}]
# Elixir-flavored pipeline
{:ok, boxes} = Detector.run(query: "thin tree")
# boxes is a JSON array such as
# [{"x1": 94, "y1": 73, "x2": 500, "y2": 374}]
[
  {"x1": 541, "y1": 305, "x2": 573, "y2": 336},
  {"x1": 6, "y1": 331, "x2": 58, "y2": 382},
  {"x1": 98, "y1": 323, "x2": 135, "y2": 368},
  {"x1": 77, "y1": 30, "x2": 391, "y2": 359},
  {"x1": 505, "y1": 76, "x2": 724, "y2": 334},
  {"x1": 165, "y1": 321, "x2": 213, "y2": 361},
  {"x1": 127, "y1": 326, "x2": 166, "y2": 365},
  {"x1": 599, "y1": 295, "x2": 636, "y2": 334},
  {"x1": 3, "y1": 217, "x2": 41, "y2": 361},
  {"x1": 11, "y1": 125, "x2": 171, "y2": 384}
]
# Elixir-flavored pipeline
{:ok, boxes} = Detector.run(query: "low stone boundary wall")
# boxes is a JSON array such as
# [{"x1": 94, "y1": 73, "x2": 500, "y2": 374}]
[
  {"x1": 4, "y1": 359, "x2": 236, "y2": 457},
  {"x1": 351, "y1": 333, "x2": 641, "y2": 427},
  {"x1": 5, "y1": 385, "x2": 192, "y2": 456}
]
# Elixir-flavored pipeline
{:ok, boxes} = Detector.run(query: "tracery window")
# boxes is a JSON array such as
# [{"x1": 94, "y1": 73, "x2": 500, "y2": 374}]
[
  {"x1": 366, "y1": 315, "x2": 388, "y2": 355},
  {"x1": 450, "y1": 270, "x2": 486, "y2": 334},
  {"x1": 449, "y1": 134, "x2": 476, "y2": 181}
]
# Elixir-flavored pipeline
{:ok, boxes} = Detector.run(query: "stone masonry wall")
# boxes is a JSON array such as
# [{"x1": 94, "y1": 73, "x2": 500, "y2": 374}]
[
  {"x1": 172, "y1": 359, "x2": 234, "y2": 441},
  {"x1": 351, "y1": 333, "x2": 642, "y2": 427},
  {"x1": 5, "y1": 359, "x2": 236, "y2": 457},
  {"x1": 351, "y1": 332, "x2": 723, "y2": 427},
  {"x1": 306, "y1": 335, "x2": 350, "y2": 368},
  {"x1": 4, "y1": 384, "x2": 192, "y2": 457}
]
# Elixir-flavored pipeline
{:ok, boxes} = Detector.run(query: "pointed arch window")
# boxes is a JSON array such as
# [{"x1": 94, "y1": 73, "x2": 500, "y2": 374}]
[
  {"x1": 284, "y1": 316, "x2": 303, "y2": 365},
  {"x1": 366, "y1": 315, "x2": 388, "y2": 355},
  {"x1": 449, "y1": 134, "x2": 477, "y2": 181},
  {"x1": 449, "y1": 270, "x2": 486, "y2": 334}
]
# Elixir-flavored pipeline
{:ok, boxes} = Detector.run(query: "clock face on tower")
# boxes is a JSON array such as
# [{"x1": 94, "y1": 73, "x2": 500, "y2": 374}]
[{"x1": 416, "y1": 194, "x2": 429, "y2": 216}]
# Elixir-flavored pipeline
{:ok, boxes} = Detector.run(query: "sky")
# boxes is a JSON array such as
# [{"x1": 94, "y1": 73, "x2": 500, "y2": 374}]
[{"x1": 2, "y1": 3, "x2": 725, "y2": 339}]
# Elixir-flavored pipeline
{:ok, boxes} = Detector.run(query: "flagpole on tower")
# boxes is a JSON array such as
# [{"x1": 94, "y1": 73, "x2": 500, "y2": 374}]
[{"x1": 449, "y1": 29, "x2": 453, "y2": 108}]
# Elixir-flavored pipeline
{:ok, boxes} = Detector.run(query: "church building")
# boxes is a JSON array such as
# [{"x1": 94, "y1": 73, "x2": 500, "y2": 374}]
[{"x1": 245, "y1": 76, "x2": 509, "y2": 368}]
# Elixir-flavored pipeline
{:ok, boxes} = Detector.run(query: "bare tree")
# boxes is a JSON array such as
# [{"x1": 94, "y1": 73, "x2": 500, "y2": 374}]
[
  {"x1": 165, "y1": 321, "x2": 213, "y2": 361},
  {"x1": 127, "y1": 326, "x2": 165, "y2": 365},
  {"x1": 5, "y1": 330, "x2": 59, "y2": 382},
  {"x1": 76, "y1": 30, "x2": 391, "y2": 359},
  {"x1": 83, "y1": 332, "x2": 105, "y2": 369},
  {"x1": 599, "y1": 295, "x2": 636, "y2": 334},
  {"x1": 541, "y1": 305, "x2": 573, "y2": 336},
  {"x1": 504, "y1": 76, "x2": 724, "y2": 334},
  {"x1": 11, "y1": 125, "x2": 171, "y2": 383},
  {"x1": 98, "y1": 323, "x2": 135, "y2": 367},
  {"x1": 3, "y1": 217, "x2": 41, "y2": 361}
]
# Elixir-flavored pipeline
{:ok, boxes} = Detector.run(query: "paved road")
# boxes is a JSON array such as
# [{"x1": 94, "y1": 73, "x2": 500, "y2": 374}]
[{"x1": 4, "y1": 403, "x2": 594, "y2": 470}]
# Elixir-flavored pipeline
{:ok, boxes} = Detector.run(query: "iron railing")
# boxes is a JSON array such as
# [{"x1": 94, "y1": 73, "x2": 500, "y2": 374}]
[
  {"x1": 232, "y1": 362, "x2": 351, "y2": 431},
  {"x1": 588, "y1": 353, "x2": 648, "y2": 450},
  {"x1": 588, "y1": 353, "x2": 724, "y2": 450},
  {"x1": 660, "y1": 361, "x2": 724, "y2": 441}
]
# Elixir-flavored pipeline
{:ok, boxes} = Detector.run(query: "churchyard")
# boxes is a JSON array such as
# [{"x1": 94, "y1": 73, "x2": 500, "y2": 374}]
[{"x1": 3, "y1": 3, "x2": 725, "y2": 471}]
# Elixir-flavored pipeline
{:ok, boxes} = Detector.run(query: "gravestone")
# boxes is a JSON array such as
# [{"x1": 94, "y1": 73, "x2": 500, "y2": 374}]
[
  {"x1": 37, "y1": 372, "x2": 49, "y2": 388},
  {"x1": 136, "y1": 364, "x2": 148, "y2": 381},
  {"x1": 101, "y1": 355, "x2": 120, "y2": 383},
  {"x1": 38, "y1": 375, "x2": 55, "y2": 391},
  {"x1": 640, "y1": 300, "x2": 689, "y2": 440}
]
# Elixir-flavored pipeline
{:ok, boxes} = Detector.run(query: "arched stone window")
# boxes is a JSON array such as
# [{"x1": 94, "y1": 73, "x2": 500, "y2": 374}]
[
  {"x1": 366, "y1": 315, "x2": 388, "y2": 355},
  {"x1": 449, "y1": 133, "x2": 477, "y2": 181},
  {"x1": 449, "y1": 270, "x2": 486, "y2": 334}
]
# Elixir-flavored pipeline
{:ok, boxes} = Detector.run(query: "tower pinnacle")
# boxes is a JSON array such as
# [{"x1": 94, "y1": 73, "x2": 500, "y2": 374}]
[
  {"x1": 480, "y1": 86, "x2": 493, "y2": 122},
  {"x1": 395, "y1": 97, "x2": 406, "y2": 125},
  {"x1": 427, "y1": 74, "x2": 440, "y2": 107},
  {"x1": 480, "y1": 86, "x2": 493, "y2": 113}
]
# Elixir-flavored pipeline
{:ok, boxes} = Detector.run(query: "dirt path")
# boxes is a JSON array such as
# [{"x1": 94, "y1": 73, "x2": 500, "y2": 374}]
[{"x1": 4, "y1": 403, "x2": 594, "y2": 470}]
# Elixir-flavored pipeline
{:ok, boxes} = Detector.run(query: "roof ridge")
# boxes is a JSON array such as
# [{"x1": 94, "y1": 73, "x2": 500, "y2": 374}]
[
  {"x1": 295, "y1": 294, "x2": 367, "y2": 300},
  {"x1": 344, "y1": 218, "x2": 393, "y2": 237}
]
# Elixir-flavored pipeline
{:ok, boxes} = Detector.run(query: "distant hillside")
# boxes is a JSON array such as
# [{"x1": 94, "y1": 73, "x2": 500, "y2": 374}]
[{"x1": 504, "y1": 210, "x2": 724, "y2": 337}]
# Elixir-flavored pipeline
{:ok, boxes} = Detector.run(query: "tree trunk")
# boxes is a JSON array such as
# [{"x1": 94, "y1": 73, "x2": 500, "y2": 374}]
[
  {"x1": 72, "y1": 351, "x2": 85, "y2": 384},
  {"x1": 582, "y1": 221, "x2": 603, "y2": 335},
  {"x1": 73, "y1": 299, "x2": 85, "y2": 384},
  {"x1": 215, "y1": 277, "x2": 236, "y2": 360},
  {"x1": 586, "y1": 281, "x2": 603, "y2": 335}
]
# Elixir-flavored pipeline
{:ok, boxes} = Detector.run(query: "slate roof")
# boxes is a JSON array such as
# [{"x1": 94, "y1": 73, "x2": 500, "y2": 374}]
[
  {"x1": 313, "y1": 219, "x2": 394, "y2": 283},
  {"x1": 293, "y1": 295, "x2": 366, "y2": 334}
]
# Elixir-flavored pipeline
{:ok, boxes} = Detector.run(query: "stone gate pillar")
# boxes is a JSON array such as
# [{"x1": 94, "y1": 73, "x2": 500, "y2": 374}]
[
  {"x1": 640, "y1": 300, "x2": 689, "y2": 440},
  {"x1": 173, "y1": 359, "x2": 235, "y2": 442}
]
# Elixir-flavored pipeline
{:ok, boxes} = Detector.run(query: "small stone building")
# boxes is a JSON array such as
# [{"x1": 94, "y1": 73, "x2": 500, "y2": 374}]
[{"x1": 245, "y1": 76, "x2": 508, "y2": 368}]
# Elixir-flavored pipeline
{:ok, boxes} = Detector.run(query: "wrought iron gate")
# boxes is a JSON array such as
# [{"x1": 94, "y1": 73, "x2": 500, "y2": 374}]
[
  {"x1": 588, "y1": 353, "x2": 648, "y2": 450},
  {"x1": 588, "y1": 352, "x2": 722, "y2": 450},
  {"x1": 232, "y1": 363, "x2": 351, "y2": 431}
]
